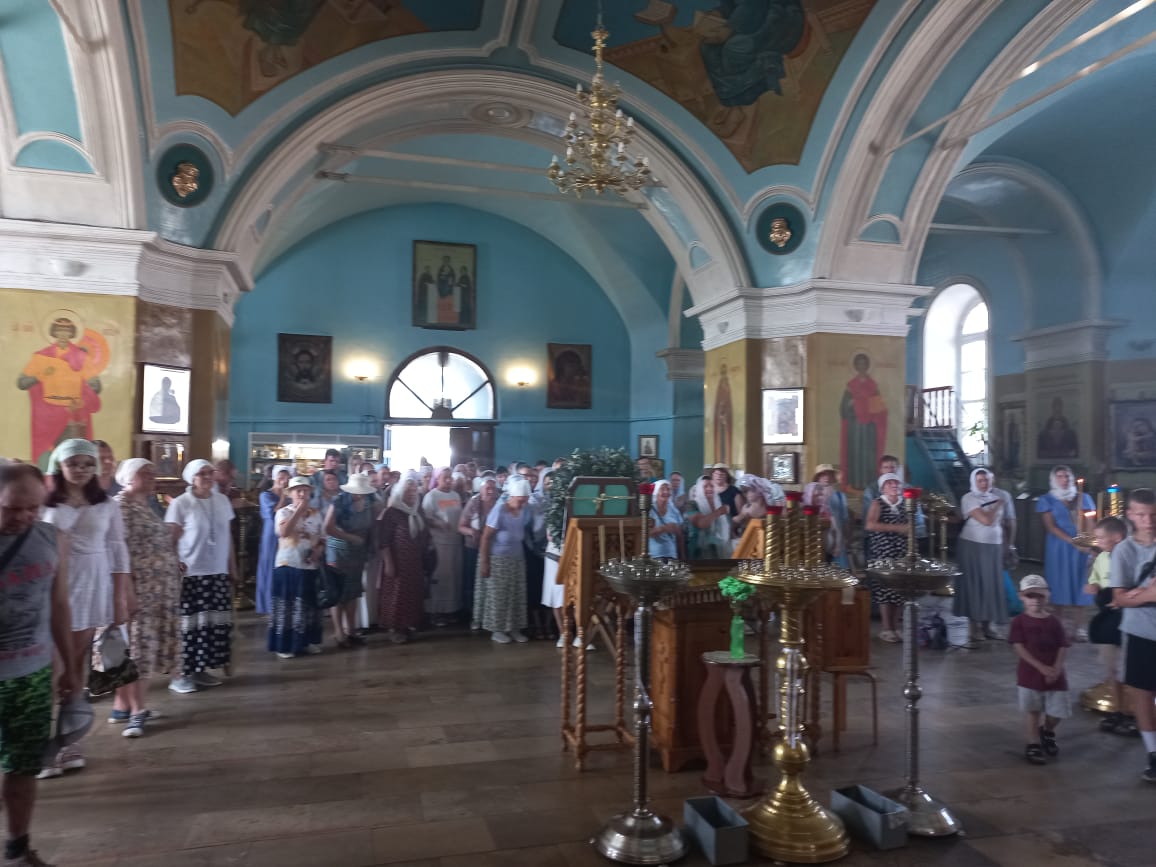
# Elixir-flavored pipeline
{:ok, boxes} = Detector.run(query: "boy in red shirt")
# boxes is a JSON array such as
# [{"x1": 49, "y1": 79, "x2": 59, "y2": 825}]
[{"x1": 1009, "y1": 574, "x2": 1071, "y2": 765}]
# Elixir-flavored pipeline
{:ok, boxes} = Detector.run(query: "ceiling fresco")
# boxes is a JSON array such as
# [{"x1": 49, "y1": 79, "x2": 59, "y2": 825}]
[
  {"x1": 169, "y1": 0, "x2": 485, "y2": 116},
  {"x1": 555, "y1": 0, "x2": 876, "y2": 172}
]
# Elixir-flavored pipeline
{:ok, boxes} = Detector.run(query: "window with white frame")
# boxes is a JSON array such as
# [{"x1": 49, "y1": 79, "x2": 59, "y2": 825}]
[{"x1": 923, "y1": 283, "x2": 989, "y2": 458}]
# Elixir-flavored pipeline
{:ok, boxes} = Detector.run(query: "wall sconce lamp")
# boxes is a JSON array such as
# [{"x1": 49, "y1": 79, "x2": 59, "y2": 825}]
[
  {"x1": 346, "y1": 359, "x2": 379, "y2": 382},
  {"x1": 507, "y1": 366, "x2": 536, "y2": 388}
]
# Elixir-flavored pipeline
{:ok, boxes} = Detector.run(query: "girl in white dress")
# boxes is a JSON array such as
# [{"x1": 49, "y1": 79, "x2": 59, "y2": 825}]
[{"x1": 40, "y1": 438, "x2": 132, "y2": 778}]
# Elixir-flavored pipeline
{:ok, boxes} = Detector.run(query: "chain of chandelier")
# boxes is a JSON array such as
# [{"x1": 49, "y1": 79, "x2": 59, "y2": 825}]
[{"x1": 547, "y1": 20, "x2": 659, "y2": 198}]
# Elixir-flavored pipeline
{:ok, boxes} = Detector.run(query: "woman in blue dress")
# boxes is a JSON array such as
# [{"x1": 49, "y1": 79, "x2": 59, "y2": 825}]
[
  {"x1": 1036, "y1": 465, "x2": 1095, "y2": 619},
  {"x1": 256, "y1": 465, "x2": 291, "y2": 615}
]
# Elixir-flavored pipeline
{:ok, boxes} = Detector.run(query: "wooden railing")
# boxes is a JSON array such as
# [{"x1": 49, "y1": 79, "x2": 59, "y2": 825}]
[{"x1": 905, "y1": 385, "x2": 956, "y2": 431}]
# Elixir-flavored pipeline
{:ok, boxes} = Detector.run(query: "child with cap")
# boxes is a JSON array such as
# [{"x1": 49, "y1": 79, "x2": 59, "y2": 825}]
[{"x1": 1008, "y1": 574, "x2": 1071, "y2": 764}]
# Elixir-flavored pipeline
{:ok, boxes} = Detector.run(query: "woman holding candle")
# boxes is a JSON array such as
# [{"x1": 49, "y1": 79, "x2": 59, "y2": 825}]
[
  {"x1": 955, "y1": 469, "x2": 1008, "y2": 642},
  {"x1": 864, "y1": 473, "x2": 910, "y2": 642},
  {"x1": 1037, "y1": 465, "x2": 1096, "y2": 630}
]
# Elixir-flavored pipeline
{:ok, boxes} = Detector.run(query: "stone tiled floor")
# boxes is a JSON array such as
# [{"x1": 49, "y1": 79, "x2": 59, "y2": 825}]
[{"x1": 29, "y1": 615, "x2": 1153, "y2": 866}]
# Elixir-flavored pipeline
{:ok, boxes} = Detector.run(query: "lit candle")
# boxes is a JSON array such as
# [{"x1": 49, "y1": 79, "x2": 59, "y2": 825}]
[
  {"x1": 599, "y1": 524, "x2": 607, "y2": 564},
  {"x1": 1096, "y1": 491, "x2": 1104, "y2": 521},
  {"x1": 618, "y1": 519, "x2": 626, "y2": 560}
]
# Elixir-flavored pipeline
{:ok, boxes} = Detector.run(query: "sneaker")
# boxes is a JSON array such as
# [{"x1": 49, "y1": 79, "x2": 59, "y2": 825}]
[
  {"x1": 35, "y1": 765, "x2": 62, "y2": 781},
  {"x1": 122, "y1": 713, "x2": 148, "y2": 738},
  {"x1": 276, "y1": 652, "x2": 295, "y2": 659},
  {"x1": 3, "y1": 848, "x2": 54, "y2": 866},
  {"x1": 491, "y1": 631, "x2": 512, "y2": 644},
  {"x1": 59, "y1": 747, "x2": 85, "y2": 772},
  {"x1": 556, "y1": 636, "x2": 566, "y2": 648},
  {"x1": 879, "y1": 630, "x2": 900, "y2": 643},
  {"x1": 168, "y1": 676, "x2": 198, "y2": 695},
  {"x1": 1039, "y1": 727, "x2": 1058, "y2": 757},
  {"x1": 108, "y1": 708, "x2": 130, "y2": 724},
  {"x1": 1025, "y1": 743, "x2": 1047, "y2": 765},
  {"x1": 510, "y1": 630, "x2": 529, "y2": 644},
  {"x1": 192, "y1": 672, "x2": 222, "y2": 688},
  {"x1": 1143, "y1": 752, "x2": 1156, "y2": 784},
  {"x1": 571, "y1": 635, "x2": 595, "y2": 651},
  {"x1": 305, "y1": 644, "x2": 322, "y2": 655}
]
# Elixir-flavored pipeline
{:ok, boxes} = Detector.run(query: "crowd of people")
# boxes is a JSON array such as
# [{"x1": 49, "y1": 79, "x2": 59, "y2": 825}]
[{"x1": 4, "y1": 437, "x2": 1156, "y2": 865}]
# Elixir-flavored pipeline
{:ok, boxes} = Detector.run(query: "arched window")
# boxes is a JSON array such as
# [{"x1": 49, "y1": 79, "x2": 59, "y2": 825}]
[
  {"x1": 387, "y1": 348, "x2": 496, "y2": 421},
  {"x1": 923, "y1": 283, "x2": 989, "y2": 458}
]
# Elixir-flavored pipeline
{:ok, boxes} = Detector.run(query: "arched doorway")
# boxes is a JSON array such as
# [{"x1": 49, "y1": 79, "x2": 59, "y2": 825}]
[{"x1": 385, "y1": 347, "x2": 497, "y2": 470}]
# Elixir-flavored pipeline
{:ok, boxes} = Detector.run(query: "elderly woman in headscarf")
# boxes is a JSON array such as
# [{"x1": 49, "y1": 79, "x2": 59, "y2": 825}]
[
  {"x1": 1037, "y1": 464, "x2": 1095, "y2": 626},
  {"x1": 479, "y1": 476, "x2": 532, "y2": 644},
  {"x1": 734, "y1": 473, "x2": 786, "y2": 535},
  {"x1": 256, "y1": 464, "x2": 292, "y2": 616},
  {"x1": 460, "y1": 474, "x2": 499, "y2": 631},
  {"x1": 40, "y1": 439, "x2": 132, "y2": 776},
  {"x1": 378, "y1": 471, "x2": 430, "y2": 644},
  {"x1": 164, "y1": 459, "x2": 236, "y2": 694},
  {"x1": 422, "y1": 466, "x2": 464, "y2": 627},
  {"x1": 685, "y1": 474, "x2": 733, "y2": 559},
  {"x1": 110, "y1": 458, "x2": 182, "y2": 736},
  {"x1": 269, "y1": 476, "x2": 325, "y2": 658},
  {"x1": 955, "y1": 468, "x2": 1011, "y2": 642},
  {"x1": 648, "y1": 478, "x2": 684, "y2": 560},
  {"x1": 803, "y1": 464, "x2": 851, "y2": 569},
  {"x1": 864, "y1": 472, "x2": 910, "y2": 642}
]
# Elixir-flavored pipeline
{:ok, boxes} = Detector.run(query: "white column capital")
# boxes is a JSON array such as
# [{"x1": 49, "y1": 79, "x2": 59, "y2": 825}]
[
  {"x1": 0, "y1": 219, "x2": 250, "y2": 325},
  {"x1": 684, "y1": 279, "x2": 930, "y2": 350},
  {"x1": 1012, "y1": 319, "x2": 1124, "y2": 370}
]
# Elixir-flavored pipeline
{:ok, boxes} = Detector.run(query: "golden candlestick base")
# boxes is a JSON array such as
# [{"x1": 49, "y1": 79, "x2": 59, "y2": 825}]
[
  {"x1": 1080, "y1": 680, "x2": 1118, "y2": 713},
  {"x1": 736, "y1": 554, "x2": 857, "y2": 863}
]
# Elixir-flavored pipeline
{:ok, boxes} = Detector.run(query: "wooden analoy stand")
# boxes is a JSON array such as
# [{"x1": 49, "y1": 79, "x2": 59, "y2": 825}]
[{"x1": 557, "y1": 515, "x2": 642, "y2": 769}]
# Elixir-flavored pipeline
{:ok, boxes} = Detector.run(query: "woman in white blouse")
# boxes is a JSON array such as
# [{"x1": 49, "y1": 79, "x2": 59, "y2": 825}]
[
  {"x1": 164, "y1": 459, "x2": 236, "y2": 695},
  {"x1": 269, "y1": 476, "x2": 325, "y2": 657},
  {"x1": 954, "y1": 468, "x2": 1009, "y2": 641},
  {"x1": 40, "y1": 438, "x2": 132, "y2": 778}
]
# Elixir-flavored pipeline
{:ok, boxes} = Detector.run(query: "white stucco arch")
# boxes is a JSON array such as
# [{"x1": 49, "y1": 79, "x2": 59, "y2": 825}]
[
  {"x1": 814, "y1": 0, "x2": 1096, "y2": 286},
  {"x1": 213, "y1": 69, "x2": 750, "y2": 309}
]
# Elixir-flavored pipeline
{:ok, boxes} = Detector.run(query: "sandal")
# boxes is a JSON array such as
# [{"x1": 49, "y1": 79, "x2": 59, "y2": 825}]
[{"x1": 1025, "y1": 743, "x2": 1047, "y2": 765}]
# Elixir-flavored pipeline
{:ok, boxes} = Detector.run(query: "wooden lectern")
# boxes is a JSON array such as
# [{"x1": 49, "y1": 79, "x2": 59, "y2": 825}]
[{"x1": 557, "y1": 477, "x2": 641, "y2": 770}]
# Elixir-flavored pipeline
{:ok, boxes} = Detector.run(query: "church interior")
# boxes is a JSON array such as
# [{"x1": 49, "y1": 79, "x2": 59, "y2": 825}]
[{"x1": 3, "y1": 1, "x2": 1156, "y2": 865}]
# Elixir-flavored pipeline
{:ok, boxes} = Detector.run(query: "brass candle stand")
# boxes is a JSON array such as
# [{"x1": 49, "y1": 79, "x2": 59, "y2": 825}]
[
  {"x1": 866, "y1": 490, "x2": 963, "y2": 837},
  {"x1": 591, "y1": 490, "x2": 692, "y2": 865},
  {"x1": 735, "y1": 498, "x2": 858, "y2": 864}
]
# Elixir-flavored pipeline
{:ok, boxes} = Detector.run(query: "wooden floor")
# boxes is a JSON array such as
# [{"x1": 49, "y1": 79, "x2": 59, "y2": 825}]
[{"x1": 29, "y1": 614, "x2": 1154, "y2": 866}]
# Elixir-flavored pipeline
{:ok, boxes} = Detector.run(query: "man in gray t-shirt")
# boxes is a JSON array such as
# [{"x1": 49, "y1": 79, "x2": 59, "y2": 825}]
[
  {"x1": 0, "y1": 462, "x2": 77, "y2": 865},
  {"x1": 1110, "y1": 488, "x2": 1156, "y2": 784}
]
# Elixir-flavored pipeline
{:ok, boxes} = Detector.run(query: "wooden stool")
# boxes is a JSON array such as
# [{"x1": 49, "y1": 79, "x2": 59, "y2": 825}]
[
  {"x1": 829, "y1": 667, "x2": 879, "y2": 752},
  {"x1": 697, "y1": 651, "x2": 763, "y2": 799}
]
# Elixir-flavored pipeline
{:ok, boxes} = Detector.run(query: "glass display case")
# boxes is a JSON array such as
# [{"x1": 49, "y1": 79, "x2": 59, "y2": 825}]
[{"x1": 247, "y1": 433, "x2": 384, "y2": 487}]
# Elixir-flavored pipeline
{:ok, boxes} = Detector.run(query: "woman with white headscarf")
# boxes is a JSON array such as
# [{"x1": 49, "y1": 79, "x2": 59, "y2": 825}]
[
  {"x1": 734, "y1": 473, "x2": 786, "y2": 534},
  {"x1": 377, "y1": 471, "x2": 430, "y2": 643},
  {"x1": 1037, "y1": 464, "x2": 1095, "y2": 620},
  {"x1": 164, "y1": 459, "x2": 236, "y2": 695},
  {"x1": 955, "y1": 468, "x2": 1009, "y2": 641},
  {"x1": 648, "y1": 478, "x2": 684, "y2": 560},
  {"x1": 422, "y1": 466, "x2": 464, "y2": 627},
  {"x1": 110, "y1": 458, "x2": 181, "y2": 736},
  {"x1": 256, "y1": 464, "x2": 291, "y2": 616},
  {"x1": 864, "y1": 472, "x2": 910, "y2": 642},
  {"x1": 685, "y1": 474, "x2": 732, "y2": 558},
  {"x1": 479, "y1": 476, "x2": 531, "y2": 644},
  {"x1": 460, "y1": 474, "x2": 499, "y2": 631},
  {"x1": 40, "y1": 439, "x2": 132, "y2": 776}
]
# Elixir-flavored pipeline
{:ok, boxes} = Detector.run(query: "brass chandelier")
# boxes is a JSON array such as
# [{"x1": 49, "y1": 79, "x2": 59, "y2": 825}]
[{"x1": 547, "y1": 20, "x2": 658, "y2": 197}]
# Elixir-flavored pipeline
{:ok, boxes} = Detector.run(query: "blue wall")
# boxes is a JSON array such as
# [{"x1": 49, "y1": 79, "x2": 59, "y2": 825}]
[{"x1": 229, "y1": 204, "x2": 640, "y2": 467}]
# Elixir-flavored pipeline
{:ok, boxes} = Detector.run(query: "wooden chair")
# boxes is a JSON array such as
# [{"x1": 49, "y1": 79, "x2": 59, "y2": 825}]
[{"x1": 818, "y1": 585, "x2": 878, "y2": 752}]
